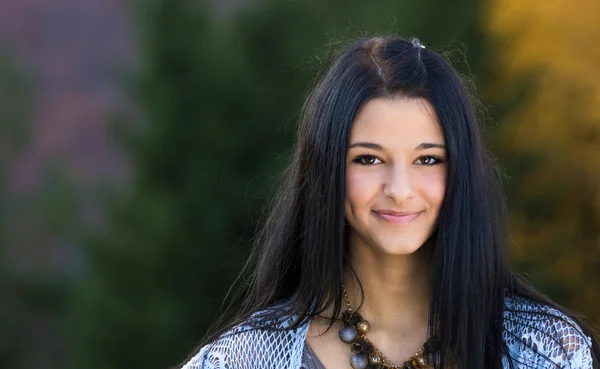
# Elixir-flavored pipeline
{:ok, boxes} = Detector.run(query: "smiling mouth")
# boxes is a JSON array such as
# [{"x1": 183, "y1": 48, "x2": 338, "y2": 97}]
[{"x1": 373, "y1": 211, "x2": 423, "y2": 224}]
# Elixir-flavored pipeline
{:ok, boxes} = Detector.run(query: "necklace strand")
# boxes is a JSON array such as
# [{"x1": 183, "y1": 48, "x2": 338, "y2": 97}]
[{"x1": 339, "y1": 286, "x2": 436, "y2": 369}]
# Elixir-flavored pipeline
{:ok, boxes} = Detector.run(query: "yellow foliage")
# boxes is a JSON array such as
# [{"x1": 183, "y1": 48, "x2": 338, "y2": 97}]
[{"x1": 485, "y1": 0, "x2": 600, "y2": 323}]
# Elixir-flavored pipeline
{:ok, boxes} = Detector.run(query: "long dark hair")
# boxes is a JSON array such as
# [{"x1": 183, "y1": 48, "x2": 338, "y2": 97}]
[{"x1": 197, "y1": 36, "x2": 599, "y2": 369}]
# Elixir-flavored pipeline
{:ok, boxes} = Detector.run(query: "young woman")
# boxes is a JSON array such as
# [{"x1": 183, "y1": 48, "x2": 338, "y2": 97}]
[{"x1": 180, "y1": 36, "x2": 599, "y2": 369}]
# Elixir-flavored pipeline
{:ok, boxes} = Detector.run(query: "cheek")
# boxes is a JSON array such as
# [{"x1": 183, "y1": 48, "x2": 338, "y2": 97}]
[
  {"x1": 345, "y1": 169, "x2": 381, "y2": 210},
  {"x1": 418, "y1": 170, "x2": 447, "y2": 207}
]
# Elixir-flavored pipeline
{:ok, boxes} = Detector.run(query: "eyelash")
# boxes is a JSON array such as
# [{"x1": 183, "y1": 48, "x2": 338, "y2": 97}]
[{"x1": 351, "y1": 154, "x2": 444, "y2": 166}]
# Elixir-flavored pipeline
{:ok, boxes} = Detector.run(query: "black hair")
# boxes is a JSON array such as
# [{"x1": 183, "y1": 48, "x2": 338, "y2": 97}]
[{"x1": 195, "y1": 36, "x2": 599, "y2": 369}]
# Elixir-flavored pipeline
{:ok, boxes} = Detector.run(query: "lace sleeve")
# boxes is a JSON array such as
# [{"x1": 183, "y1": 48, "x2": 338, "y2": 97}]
[
  {"x1": 503, "y1": 297, "x2": 594, "y2": 369},
  {"x1": 545, "y1": 316, "x2": 593, "y2": 369},
  {"x1": 178, "y1": 330, "x2": 267, "y2": 369},
  {"x1": 569, "y1": 338, "x2": 593, "y2": 369},
  {"x1": 180, "y1": 344, "x2": 217, "y2": 369},
  {"x1": 179, "y1": 307, "x2": 310, "y2": 369}
]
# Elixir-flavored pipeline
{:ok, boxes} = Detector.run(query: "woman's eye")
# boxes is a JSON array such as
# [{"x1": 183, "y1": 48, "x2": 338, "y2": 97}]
[
  {"x1": 353, "y1": 155, "x2": 381, "y2": 165},
  {"x1": 416, "y1": 156, "x2": 442, "y2": 166}
]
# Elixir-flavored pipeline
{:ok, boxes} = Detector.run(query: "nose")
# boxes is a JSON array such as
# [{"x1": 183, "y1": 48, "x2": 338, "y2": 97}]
[{"x1": 383, "y1": 163, "x2": 414, "y2": 203}]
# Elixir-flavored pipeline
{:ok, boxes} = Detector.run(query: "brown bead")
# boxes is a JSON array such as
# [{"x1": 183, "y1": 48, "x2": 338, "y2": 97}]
[
  {"x1": 356, "y1": 319, "x2": 370, "y2": 334},
  {"x1": 351, "y1": 340, "x2": 369, "y2": 353}
]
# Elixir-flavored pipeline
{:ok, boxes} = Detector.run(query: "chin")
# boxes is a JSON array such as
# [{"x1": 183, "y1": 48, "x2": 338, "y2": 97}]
[
  {"x1": 347, "y1": 226, "x2": 433, "y2": 257},
  {"x1": 375, "y1": 241, "x2": 426, "y2": 256},
  {"x1": 383, "y1": 247, "x2": 423, "y2": 256}
]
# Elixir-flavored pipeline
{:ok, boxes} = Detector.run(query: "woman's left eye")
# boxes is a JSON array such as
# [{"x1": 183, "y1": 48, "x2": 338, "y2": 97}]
[{"x1": 416, "y1": 156, "x2": 443, "y2": 166}]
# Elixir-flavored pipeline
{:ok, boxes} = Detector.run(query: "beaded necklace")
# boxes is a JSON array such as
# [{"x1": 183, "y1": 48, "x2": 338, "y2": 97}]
[{"x1": 338, "y1": 286, "x2": 438, "y2": 369}]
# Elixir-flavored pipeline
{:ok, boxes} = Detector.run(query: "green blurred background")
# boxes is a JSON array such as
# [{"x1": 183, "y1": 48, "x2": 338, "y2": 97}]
[{"x1": 0, "y1": 0, "x2": 598, "y2": 368}]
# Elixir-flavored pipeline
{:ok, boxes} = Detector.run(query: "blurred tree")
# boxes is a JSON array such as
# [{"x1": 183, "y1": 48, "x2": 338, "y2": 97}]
[
  {"x1": 68, "y1": 1, "x2": 487, "y2": 369},
  {"x1": 484, "y1": 0, "x2": 600, "y2": 325},
  {"x1": 0, "y1": 46, "x2": 81, "y2": 369},
  {"x1": 0, "y1": 44, "x2": 31, "y2": 369}
]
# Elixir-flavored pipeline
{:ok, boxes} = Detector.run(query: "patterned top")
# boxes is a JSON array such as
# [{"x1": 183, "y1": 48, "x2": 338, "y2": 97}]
[{"x1": 181, "y1": 296, "x2": 593, "y2": 369}]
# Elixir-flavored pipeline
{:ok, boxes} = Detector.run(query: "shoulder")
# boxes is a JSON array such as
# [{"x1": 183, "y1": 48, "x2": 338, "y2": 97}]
[
  {"x1": 503, "y1": 295, "x2": 594, "y2": 369},
  {"x1": 180, "y1": 303, "x2": 311, "y2": 369}
]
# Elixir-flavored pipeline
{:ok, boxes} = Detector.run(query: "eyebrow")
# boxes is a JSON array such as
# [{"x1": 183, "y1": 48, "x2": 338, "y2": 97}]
[
  {"x1": 416, "y1": 143, "x2": 446, "y2": 150},
  {"x1": 348, "y1": 142, "x2": 446, "y2": 150}
]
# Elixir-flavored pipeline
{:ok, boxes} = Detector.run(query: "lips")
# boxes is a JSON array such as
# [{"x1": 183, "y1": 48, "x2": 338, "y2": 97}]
[{"x1": 373, "y1": 210, "x2": 422, "y2": 224}]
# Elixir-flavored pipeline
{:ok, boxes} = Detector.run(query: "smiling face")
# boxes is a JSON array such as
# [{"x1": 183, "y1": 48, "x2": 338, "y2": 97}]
[{"x1": 345, "y1": 97, "x2": 448, "y2": 256}]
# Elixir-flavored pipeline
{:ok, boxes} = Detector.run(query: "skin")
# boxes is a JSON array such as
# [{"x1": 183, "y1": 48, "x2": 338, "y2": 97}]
[{"x1": 307, "y1": 97, "x2": 448, "y2": 368}]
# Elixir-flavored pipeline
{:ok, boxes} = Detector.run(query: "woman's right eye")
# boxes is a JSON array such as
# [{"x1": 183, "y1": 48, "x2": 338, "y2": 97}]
[{"x1": 352, "y1": 155, "x2": 382, "y2": 165}]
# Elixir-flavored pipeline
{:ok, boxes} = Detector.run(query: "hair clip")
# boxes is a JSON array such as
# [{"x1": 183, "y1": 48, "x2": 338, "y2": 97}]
[{"x1": 411, "y1": 37, "x2": 426, "y2": 49}]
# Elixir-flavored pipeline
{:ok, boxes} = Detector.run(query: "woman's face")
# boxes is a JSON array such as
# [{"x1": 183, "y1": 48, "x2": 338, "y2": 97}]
[{"x1": 345, "y1": 97, "x2": 447, "y2": 256}]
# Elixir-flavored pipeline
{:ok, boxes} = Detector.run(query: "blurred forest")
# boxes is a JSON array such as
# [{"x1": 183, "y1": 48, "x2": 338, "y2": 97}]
[{"x1": 0, "y1": 0, "x2": 598, "y2": 369}]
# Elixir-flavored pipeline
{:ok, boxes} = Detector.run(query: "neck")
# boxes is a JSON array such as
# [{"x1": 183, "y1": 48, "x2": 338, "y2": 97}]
[{"x1": 343, "y1": 237, "x2": 432, "y2": 337}]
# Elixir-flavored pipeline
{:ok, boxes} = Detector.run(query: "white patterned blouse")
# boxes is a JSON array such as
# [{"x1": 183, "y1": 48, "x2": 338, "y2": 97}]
[{"x1": 181, "y1": 295, "x2": 593, "y2": 369}]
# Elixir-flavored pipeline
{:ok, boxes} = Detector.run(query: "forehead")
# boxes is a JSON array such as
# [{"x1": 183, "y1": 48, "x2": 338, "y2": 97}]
[{"x1": 349, "y1": 97, "x2": 444, "y2": 145}]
